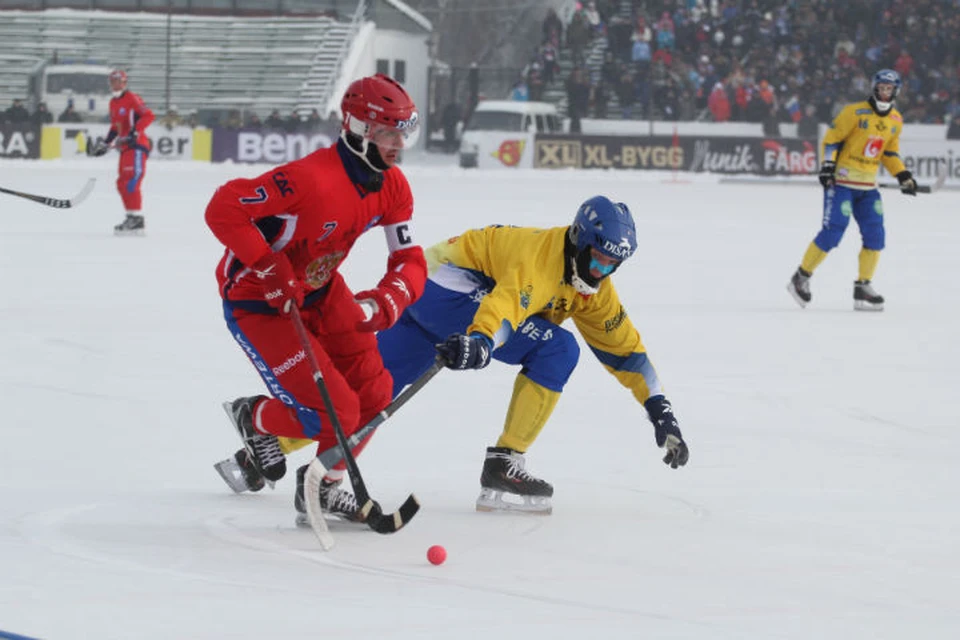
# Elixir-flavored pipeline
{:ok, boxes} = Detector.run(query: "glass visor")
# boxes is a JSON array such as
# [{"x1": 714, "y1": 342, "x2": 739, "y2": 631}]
[
  {"x1": 347, "y1": 114, "x2": 422, "y2": 150},
  {"x1": 875, "y1": 83, "x2": 895, "y2": 100}
]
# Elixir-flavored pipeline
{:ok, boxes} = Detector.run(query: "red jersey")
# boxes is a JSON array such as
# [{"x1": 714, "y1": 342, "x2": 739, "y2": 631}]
[
  {"x1": 206, "y1": 142, "x2": 426, "y2": 311},
  {"x1": 108, "y1": 90, "x2": 154, "y2": 150}
]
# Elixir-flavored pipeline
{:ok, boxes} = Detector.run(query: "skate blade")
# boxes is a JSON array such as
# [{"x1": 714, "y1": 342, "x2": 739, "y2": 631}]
[
  {"x1": 114, "y1": 228, "x2": 145, "y2": 237},
  {"x1": 213, "y1": 457, "x2": 273, "y2": 493},
  {"x1": 294, "y1": 511, "x2": 365, "y2": 528},
  {"x1": 219, "y1": 400, "x2": 279, "y2": 489},
  {"x1": 476, "y1": 490, "x2": 552, "y2": 515},
  {"x1": 786, "y1": 282, "x2": 809, "y2": 308},
  {"x1": 854, "y1": 300, "x2": 884, "y2": 312}
]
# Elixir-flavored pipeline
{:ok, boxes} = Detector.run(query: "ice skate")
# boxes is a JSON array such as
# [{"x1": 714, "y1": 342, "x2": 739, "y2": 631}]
[
  {"x1": 222, "y1": 396, "x2": 286, "y2": 483},
  {"x1": 294, "y1": 464, "x2": 365, "y2": 525},
  {"x1": 854, "y1": 280, "x2": 884, "y2": 311},
  {"x1": 475, "y1": 447, "x2": 553, "y2": 514},
  {"x1": 213, "y1": 448, "x2": 268, "y2": 493},
  {"x1": 114, "y1": 213, "x2": 145, "y2": 236},
  {"x1": 787, "y1": 267, "x2": 812, "y2": 308}
]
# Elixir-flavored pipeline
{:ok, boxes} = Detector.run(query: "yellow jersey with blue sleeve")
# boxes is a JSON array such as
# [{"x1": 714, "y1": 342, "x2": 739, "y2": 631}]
[
  {"x1": 425, "y1": 225, "x2": 664, "y2": 403},
  {"x1": 822, "y1": 101, "x2": 907, "y2": 191}
]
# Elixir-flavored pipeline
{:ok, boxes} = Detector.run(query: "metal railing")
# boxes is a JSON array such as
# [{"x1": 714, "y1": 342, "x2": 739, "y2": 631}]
[{"x1": 312, "y1": 0, "x2": 366, "y2": 117}]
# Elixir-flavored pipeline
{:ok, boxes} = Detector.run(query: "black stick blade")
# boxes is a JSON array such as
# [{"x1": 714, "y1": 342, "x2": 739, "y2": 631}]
[{"x1": 365, "y1": 494, "x2": 420, "y2": 534}]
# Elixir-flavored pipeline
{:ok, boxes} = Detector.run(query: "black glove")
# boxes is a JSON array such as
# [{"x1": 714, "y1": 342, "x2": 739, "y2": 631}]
[
  {"x1": 644, "y1": 395, "x2": 689, "y2": 469},
  {"x1": 435, "y1": 333, "x2": 492, "y2": 370},
  {"x1": 818, "y1": 160, "x2": 836, "y2": 188},
  {"x1": 896, "y1": 170, "x2": 917, "y2": 196},
  {"x1": 88, "y1": 139, "x2": 109, "y2": 157},
  {"x1": 121, "y1": 133, "x2": 139, "y2": 147}
]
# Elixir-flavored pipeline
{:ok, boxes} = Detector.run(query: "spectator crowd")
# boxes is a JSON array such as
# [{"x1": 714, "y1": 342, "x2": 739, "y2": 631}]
[{"x1": 508, "y1": 0, "x2": 960, "y2": 135}]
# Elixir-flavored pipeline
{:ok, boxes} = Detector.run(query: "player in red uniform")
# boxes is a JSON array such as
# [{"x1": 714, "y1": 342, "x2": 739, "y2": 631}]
[
  {"x1": 206, "y1": 74, "x2": 425, "y2": 522},
  {"x1": 89, "y1": 69, "x2": 155, "y2": 235}
]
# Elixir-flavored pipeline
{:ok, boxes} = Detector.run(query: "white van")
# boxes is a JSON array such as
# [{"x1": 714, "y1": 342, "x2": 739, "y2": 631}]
[
  {"x1": 31, "y1": 63, "x2": 112, "y2": 122},
  {"x1": 459, "y1": 100, "x2": 561, "y2": 169}
]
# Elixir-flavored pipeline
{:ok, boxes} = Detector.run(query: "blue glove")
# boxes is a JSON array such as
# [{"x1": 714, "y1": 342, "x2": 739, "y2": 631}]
[
  {"x1": 436, "y1": 333, "x2": 493, "y2": 370},
  {"x1": 644, "y1": 395, "x2": 689, "y2": 469}
]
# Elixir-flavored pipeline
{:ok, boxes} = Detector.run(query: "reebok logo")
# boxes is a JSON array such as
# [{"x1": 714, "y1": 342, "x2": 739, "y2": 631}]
[
  {"x1": 255, "y1": 264, "x2": 276, "y2": 279},
  {"x1": 391, "y1": 276, "x2": 411, "y2": 301},
  {"x1": 273, "y1": 350, "x2": 306, "y2": 376}
]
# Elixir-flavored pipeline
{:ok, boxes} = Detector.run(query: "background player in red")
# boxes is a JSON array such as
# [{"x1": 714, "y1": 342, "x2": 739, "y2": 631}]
[
  {"x1": 206, "y1": 74, "x2": 425, "y2": 522},
  {"x1": 89, "y1": 69, "x2": 154, "y2": 236}
]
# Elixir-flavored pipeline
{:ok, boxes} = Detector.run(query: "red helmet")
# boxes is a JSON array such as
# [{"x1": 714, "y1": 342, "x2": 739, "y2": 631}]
[
  {"x1": 109, "y1": 69, "x2": 128, "y2": 95},
  {"x1": 341, "y1": 74, "x2": 420, "y2": 153}
]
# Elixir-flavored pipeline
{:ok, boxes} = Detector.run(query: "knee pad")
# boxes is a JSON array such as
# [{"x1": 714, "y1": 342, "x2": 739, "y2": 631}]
[
  {"x1": 856, "y1": 195, "x2": 886, "y2": 251},
  {"x1": 814, "y1": 224, "x2": 845, "y2": 252},
  {"x1": 861, "y1": 227, "x2": 885, "y2": 251},
  {"x1": 521, "y1": 327, "x2": 580, "y2": 392}
]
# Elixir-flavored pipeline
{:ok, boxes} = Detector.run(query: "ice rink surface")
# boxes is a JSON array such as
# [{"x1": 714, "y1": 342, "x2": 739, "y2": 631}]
[{"x1": 1, "y1": 155, "x2": 958, "y2": 639}]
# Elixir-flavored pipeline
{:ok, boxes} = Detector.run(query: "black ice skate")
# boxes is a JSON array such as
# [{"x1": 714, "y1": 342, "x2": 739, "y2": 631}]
[
  {"x1": 854, "y1": 279, "x2": 884, "y2": 311},
  {"x1": 213, "y1": 448, "x2": 267, "y2": 493},
  {"x1": 222, "y1": 396, "x2": 286, "y2": 483},
  {"x1": 294, "y1": 464, "x2": 367, "y2": 526},
  {"x1": 787, "y1": 267, "x2": 812, "y2": 308},
  {"x1": 476, "y1": 447, "x2": 554, "y2": 514},
  {"x1": 114, "y1": 214, "x2": 145, "y2": 236}
]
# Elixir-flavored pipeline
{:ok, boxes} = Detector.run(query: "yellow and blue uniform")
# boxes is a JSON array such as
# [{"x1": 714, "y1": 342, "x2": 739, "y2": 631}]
[
  {"x1": 377, "y1": 225, "x2": 665, "y2": 453},
  {"x1": 801, "y1": 99, "x2": 907, "y2": 280}
]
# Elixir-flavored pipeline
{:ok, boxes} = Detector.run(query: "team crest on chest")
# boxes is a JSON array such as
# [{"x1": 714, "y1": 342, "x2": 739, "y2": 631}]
[
  {"x1": 305, "y1": 251, "x2": 345, "y2": 289},
  {"x1": 519, "y1": 284, "x2": 534, "y2": 309}
]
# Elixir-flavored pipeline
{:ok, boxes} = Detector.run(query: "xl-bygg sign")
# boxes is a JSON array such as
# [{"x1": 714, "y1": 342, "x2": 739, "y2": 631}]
[
  {"x1": 536, "y1": 134, "x2": 815, "y2": 175},
  {"x1": 535, "y1": 135, "x2": 684, "y2": 169}
]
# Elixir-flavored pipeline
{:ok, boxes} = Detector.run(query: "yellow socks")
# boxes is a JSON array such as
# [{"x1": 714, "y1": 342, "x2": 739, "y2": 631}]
[
  {"x1": 858, "y1": 248, "x2": 881, "y2": 281},
  {"x1": 495, "y1": 375, "x2": 561, "y2": 452},
  {"x1": 800, "y1": 242, "x2": 828, "y2": 274},
  {"x1": 278, "y1": 436, "x2": 312, "y2": 455}
]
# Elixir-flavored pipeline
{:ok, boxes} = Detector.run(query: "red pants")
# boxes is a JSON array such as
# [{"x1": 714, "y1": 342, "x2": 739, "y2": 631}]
[
  {"x1": 225, "y1": 272, "x2": 393, "y2": 454},
  {"x1": 116, "y1": 147, "x2": 147, "y2": 211}
]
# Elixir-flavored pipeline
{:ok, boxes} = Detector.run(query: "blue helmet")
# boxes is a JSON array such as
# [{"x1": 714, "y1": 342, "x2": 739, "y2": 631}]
[
  {"x1": 566, "y1": 195, "x2": 637, "y2": 294},
  {"x1": 872, "y1": 69, "x2": 901, "y2": 108}
]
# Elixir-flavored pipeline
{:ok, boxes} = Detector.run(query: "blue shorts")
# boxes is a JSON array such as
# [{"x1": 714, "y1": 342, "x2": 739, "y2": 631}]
[
  {"x1": 378, "y1": 279, "x2": 580, "y2": 397},
  {"x1": 814, "y1": 185, "x2": 885, "y2": 251}
]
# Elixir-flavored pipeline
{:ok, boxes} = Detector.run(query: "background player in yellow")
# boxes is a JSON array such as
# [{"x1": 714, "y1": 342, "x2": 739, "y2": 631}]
[
  {"x1": 380, "y1": 195, "x2": 690, "y2": 514},
  {"x1": 787, "y1": 69, "x2": 918, "y2": 311}
]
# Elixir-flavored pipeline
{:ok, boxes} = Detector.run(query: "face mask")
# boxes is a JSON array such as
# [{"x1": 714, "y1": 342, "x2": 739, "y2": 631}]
[{"x1": 590, "y1": 257, "x2": 616, "y2": 276}]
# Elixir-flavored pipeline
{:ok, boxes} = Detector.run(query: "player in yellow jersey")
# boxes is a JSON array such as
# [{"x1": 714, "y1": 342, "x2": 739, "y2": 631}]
[
  {"x1": 380, "y1": 195, "x2": 689, "y2": 513},
  {"x1": 215, "y1": 196, "x2": 690, "y2": 517},
  {"x1": 787, "y1": 69, "x2": 917, "y2": 311}
]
